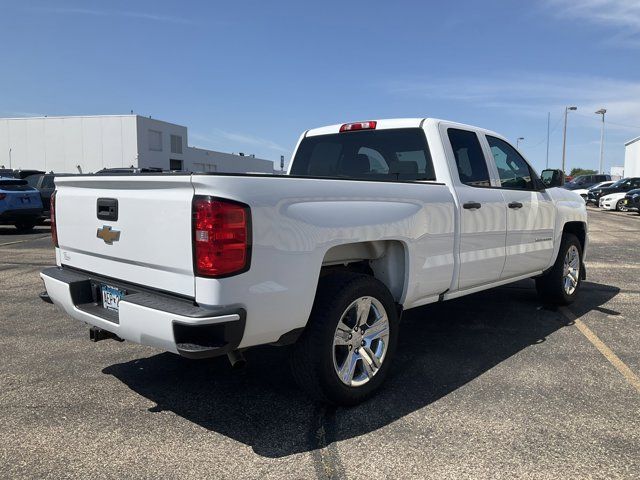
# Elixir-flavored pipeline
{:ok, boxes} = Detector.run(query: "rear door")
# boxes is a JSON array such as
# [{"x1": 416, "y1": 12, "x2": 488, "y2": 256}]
[
  {"x1": 443, "y1": 127, "x2": 507, "y2": 290},
  {"x1": 482, "y1": 135, "x2": 555, "y2": 278},
  {"x1": 54, "y1": 175, "x2": 196, "y2": 297}
]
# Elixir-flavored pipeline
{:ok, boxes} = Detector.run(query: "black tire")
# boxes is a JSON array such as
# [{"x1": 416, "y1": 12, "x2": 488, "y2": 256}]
[
  {"x1": 616, "y1": 200, "x2": 628, "y2": 212},
  {"x1": 290, "y1": 272, "x2": 399, "y2": 406},
  {"x1": 15, "y1": 220, "x2": 36, "y2": 232},
  {"x1": 535, "y1": 233, "x2": 582, "y2": 305}
]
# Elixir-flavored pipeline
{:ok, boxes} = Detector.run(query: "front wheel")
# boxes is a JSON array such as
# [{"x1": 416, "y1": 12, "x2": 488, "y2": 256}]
[
  {"x1": 616, "y1": 200, "x2": 628, "y2": 212},
  {"x1": 290, "y1": 272, "x2": 399, "y2": 406},
  {"x1": 536, "y1": 233, "x2": 582, "y2": 305}
]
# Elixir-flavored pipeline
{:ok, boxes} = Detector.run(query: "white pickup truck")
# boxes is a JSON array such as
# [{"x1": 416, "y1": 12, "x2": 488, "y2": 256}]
[{"x1": 41, "y1": 118, "x2": 587, "y2": 405}]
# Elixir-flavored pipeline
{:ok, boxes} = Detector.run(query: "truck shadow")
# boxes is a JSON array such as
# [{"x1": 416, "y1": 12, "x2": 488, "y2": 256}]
[{"x1": 102, "y1": 279, "x2": 619, "y2": 458}]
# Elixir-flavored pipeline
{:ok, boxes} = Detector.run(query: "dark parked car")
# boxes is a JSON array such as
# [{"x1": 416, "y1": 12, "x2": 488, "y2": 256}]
[
  {"x1": 588, "y1": 177, "x2": 640, "y2": 204},
  {"x1": 623, "y1": 188, "x2": 640, "y2": 213},
  {"x1": 563, "y1": 173, "x2": 611, "y2": 191},
  {"x1": 25, "y1": 173, "x2": 55, "y2": 216},
  {"x1": 0, "y1": 169, "x2": 45, "y2": 179},
  {"x1": 96, "y1": 167, "x2": 163, "y2": 174},
  {"x1": 14, "y1": 169, "x2": 46, "y2": 179}
]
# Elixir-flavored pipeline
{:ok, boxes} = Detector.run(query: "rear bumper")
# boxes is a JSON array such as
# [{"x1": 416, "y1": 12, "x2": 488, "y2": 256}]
[
  {"x1": 0, "y1": 208, "x2": 43, "y2": 222},
  {"x1": 40, "y1": 266, "x2": 246, "y2": 359}
]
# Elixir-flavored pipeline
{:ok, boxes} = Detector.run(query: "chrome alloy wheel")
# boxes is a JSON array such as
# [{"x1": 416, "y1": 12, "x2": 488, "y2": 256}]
[
  {"x1": 332, "y1": 296, "x2": 390, "y2": 387},
  {"x1": 563, "y1": 245, "x2": 580, "y2": 296}
]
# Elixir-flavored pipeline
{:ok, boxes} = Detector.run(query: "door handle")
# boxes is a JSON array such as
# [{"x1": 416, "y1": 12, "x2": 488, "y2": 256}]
[
  {"x1": 97, "y1": 198, "x2": 119, "y2": 221},
  {"x1": 508, "y1": 202, "x2": 523, "y2": 209},
  {"x1": 463, "y1": 201, "x2": 482, "y2": 210}
]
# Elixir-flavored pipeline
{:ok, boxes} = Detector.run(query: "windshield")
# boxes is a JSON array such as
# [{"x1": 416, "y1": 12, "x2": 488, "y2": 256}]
[
  {"x1": 607, "y1": 178, "x2": 627, "y2": 188},
  {"x1": 290, "y1": 128, "x2": 436, "y2": 182},
  {"x1": 589, "y1": 181, "x2": 611, "y2": 190},
  {"x1": 567, "y1": 175, "x2": 587, "y2": 185},
  {"x1": 25, "y1": 174, "x2": 43, "y2": 187}
]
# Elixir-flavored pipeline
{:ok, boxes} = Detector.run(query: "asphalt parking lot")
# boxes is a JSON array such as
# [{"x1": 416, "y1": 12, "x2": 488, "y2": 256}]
[{"x1": 1, "y1": 209, "x2": 639, "y2": 480}]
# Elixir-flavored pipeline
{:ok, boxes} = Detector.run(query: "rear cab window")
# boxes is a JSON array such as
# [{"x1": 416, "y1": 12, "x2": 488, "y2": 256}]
[
  {"x1": 290, "y1": 128, "x2": 436, "y2": 182},
  {"x1": 0, "y1": 179, "x2": 33, "y2": 192},
  {"x1": 447, "y1": 128, "x2": 491, "y2": 187}
]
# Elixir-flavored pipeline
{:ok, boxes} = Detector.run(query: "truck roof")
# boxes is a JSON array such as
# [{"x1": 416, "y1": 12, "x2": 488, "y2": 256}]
[{"x1": 304, "y1": 117, "x2": 501, "y2": 138}]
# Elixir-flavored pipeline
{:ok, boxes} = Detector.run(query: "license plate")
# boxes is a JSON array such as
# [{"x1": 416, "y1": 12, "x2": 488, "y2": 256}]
[
  {"x1": 21, "y1": 197, "x2": 30, "y2": 204},
  {"x1": 101, "y1": 285, "x2": 124, "y2": 312}
]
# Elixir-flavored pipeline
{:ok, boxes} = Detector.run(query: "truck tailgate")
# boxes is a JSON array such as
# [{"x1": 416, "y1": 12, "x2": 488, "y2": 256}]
[{"x1": 54, "y1": 175, "x2": 195, "y2": 297}]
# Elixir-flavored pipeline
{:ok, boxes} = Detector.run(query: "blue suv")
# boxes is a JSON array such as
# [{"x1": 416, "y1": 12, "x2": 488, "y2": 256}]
[{"x1": 0, "y1": 177, "x2": 44, "y2": 232}]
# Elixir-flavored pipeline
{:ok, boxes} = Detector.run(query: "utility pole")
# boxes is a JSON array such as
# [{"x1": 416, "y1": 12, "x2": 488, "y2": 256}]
[
  {"x1": 516, "y1": 137, "x2": 524, "y2": 149},
  {"x1": 8, "y1": 148, "x2": 11, "y2": 169},
  {"x1": 545, "y1": 112, "x2": 550, "y2": 169},
  {"x1": 595, "y1": 108, "x2": 606, "y2": 174},
  {"x1": 561, "y1": 106, "x2": 577, "y2": 174}
]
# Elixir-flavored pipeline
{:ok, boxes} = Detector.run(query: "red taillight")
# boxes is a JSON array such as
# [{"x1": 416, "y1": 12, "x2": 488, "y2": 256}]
[
  {"x1": 192, "y1": 196, "x2": 251, "y2": 277},
  {"x1": 339, "y1": 121, "x2": 377, "y2": 132},
  {"x1": 50, "y1": 191, "x2": 58, "y2": 247},
  {"x1": 0, "y1": 193, "x2": 6, "y2": 200}
]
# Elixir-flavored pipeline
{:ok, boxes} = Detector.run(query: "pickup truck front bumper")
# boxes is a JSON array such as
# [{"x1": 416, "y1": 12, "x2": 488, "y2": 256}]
[{"x1": 40, "y1": 267, "x2": 246, "y2": 359}]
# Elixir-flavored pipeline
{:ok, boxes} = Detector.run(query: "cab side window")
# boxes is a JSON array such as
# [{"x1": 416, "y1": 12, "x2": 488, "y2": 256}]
[
  {"x1": 487, "y1": 136, "x2": 534, "y2": 190},
  {"x1": 447, "y1": 128, "x2": 491, "y2": 187}
]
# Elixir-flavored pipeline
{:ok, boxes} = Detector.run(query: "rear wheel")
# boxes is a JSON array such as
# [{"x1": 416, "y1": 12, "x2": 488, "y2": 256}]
[
  {"x1": 535, "y1": 233, "x2": 582, "y2": 305},
  {"x1": 290, "y1": 272, "x2": 399, "y2": 406},
  {"x1": 15, "y1": 220, "x2": 36, "y2": 232}
]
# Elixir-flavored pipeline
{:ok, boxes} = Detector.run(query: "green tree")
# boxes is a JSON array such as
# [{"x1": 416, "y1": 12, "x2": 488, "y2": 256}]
[{"x1": 569, "y1": 168, "x2": 597, "y2": 177}]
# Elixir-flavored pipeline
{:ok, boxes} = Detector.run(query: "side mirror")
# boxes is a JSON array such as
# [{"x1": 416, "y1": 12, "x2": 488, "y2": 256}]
[{"x1": 540, "y1": 169, "x2": 565, "y2": 188}]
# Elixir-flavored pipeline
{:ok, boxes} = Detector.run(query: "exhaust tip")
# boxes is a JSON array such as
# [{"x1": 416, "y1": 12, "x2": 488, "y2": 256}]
[
  {"x1": 39, "y1": 291, "x2": 53, "y2": 304},
  {"x1": 89, "y1": 326, "x2": 123, "y2": 343},
  {"x1": 227, "y1": 350, "x2": 246, "y2": 370}
]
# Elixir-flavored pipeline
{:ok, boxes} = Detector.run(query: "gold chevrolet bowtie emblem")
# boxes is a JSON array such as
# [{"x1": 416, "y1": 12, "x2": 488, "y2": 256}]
[{"x1": 96, "y1": 225, "x2": 121, "y2": 245}]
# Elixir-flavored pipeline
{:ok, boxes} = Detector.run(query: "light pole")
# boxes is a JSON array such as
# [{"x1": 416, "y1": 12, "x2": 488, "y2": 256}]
[
  {"x1": 516, "y1": 137, "x2": 524, "y2": 149},
  {"x1": 545, "y1": 112, "x2": 550, "y2": 168},
  {"x1": 595, "y1": 108, "x2": 606, "y2": 174},
  {"x1": 561, "y1": 106, "x2": 577, "y2": 174}
]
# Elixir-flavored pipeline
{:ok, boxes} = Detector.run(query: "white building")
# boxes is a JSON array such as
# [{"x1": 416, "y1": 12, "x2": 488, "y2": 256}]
[
  {"x1": 0, "y1": 115, "x2": 274, "y2": 174},
  {"x1": 624, "y1": 135, "x2": 640, "y2": 177}
]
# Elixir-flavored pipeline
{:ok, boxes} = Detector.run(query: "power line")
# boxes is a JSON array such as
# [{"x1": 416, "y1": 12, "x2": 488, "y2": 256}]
[
  {"x1": 524, "y1": 113, "x2": 563, "y2": 149},
  {"x1": 572, "y1": 111, "x2": 640, "y2": 131}
]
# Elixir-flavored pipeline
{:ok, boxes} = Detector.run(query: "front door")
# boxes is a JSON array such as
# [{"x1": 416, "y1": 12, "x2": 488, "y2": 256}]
[{"x1": 484, "y1": 135, "x2": 555, "y2": 278}]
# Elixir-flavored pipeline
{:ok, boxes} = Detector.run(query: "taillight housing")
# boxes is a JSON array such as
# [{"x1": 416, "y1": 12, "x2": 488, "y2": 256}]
[
  {"x1": 192, "y1": 196, "x2": 251, "y2": 277},
  {"x1": 339, "y1": 121, "x2": 377, "y2": 132},
  {"x1": 50, "y1": 191, "x2": 58, "y2": 247}
]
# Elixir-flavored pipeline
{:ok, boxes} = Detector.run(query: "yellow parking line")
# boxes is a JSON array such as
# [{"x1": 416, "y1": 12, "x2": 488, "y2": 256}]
[{"x1": 560, "y1": 306, "x2": 640, "y2": 393}]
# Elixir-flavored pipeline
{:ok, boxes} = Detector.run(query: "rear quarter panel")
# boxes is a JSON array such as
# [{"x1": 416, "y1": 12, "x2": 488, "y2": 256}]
[{"x1": 192, "y1": 175, "x2": 455, "y2": 348}]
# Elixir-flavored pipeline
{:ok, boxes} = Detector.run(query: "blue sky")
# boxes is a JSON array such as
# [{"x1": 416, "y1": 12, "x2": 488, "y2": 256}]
[{"x1": 1, "y1": 0, "x2": 639, "y2": 173}]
